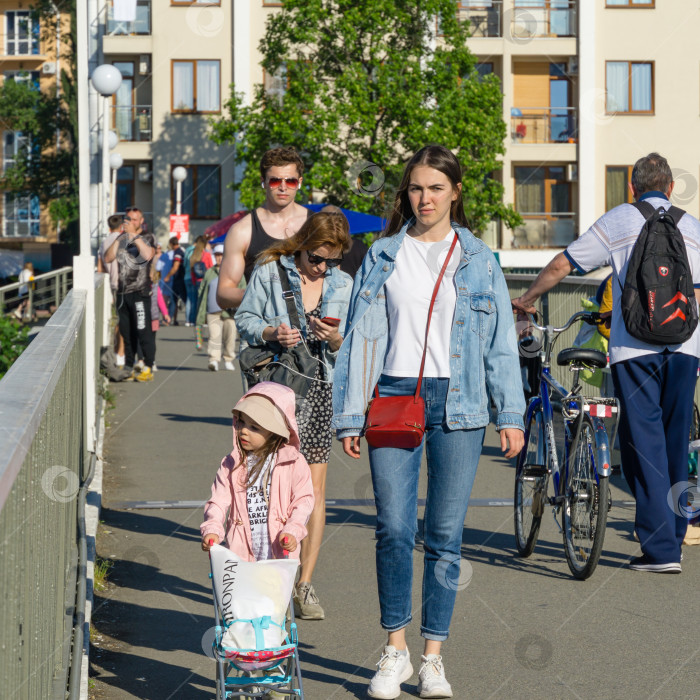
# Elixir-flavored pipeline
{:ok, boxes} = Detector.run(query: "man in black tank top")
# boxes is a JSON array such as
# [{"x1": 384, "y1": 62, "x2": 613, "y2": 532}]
[{"x1": 216, "y1": 147, "x2": 313, "y2": 309}]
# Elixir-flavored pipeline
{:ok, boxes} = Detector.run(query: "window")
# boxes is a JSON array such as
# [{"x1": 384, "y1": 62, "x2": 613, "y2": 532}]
[
  {"x1": 606, "y1": 166, "x2": 634, "y2": 210},
  {"x1": 606, "y1": 61, "x2": 653, "y2": 113},
  {"x1": 170, "y1": 165, "x2": 221, "y2": 219},
  {"x1": 3, "y1": 193, "x2": 40, "y2": 237},
  {"x1": 262, "y1": 0, "x2": 284, "y2": 6},
  {"x1": 606, "y1": 0, "x2": 654, "y2": 7},
  {"x1": 5, "y1": 10, "x2": 40, "y2": 55},
  {"x1": 475, "y1": 63, "x2": 494, "y2": 80},
  {"x1": 171, "y1": 60, "x2": 220, "y2": 113},
  {"x1": 171, "y1": 1, "x2": 221, "y2": 5},
  {"x1": 3, "y1": 70, "x2": 40, "y2": 89},
  {"x1": 264, "y1": 64, "x2": 288, "y2": 104}
]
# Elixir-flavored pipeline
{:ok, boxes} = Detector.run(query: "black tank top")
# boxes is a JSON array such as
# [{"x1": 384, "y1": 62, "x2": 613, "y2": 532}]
[{"x1": 243, "y1": 208, "x2": 313, "y2": 282}]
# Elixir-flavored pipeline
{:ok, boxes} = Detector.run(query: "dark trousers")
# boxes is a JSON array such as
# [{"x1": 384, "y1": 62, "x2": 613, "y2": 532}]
[
  {"x1": 116, "y1": 291, "x2": 155, "y2": 369},
  {"x1": 611, "y1": 352, "x2": 697, "y2": 563}
]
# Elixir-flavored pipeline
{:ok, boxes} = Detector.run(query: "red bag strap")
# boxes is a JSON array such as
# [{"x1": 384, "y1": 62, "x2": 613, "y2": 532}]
[{"x1": 372, "y1": 232, "x2": 459, "y2": 402}]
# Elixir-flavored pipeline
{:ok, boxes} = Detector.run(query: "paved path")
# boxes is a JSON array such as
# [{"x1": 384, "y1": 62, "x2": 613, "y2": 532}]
[{"x1": 89, "y1": 325, "x2": 699, "y2": 699}]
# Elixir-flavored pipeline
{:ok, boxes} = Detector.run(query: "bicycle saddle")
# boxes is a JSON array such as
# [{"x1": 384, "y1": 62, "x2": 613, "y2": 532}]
[{"x1": 556, "y1": 347, "x2": 607, "y2": 369}]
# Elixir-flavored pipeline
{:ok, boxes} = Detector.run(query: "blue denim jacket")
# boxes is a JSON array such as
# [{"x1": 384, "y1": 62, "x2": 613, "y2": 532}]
[
  {"x1": 331, "y1": 221, "x2": 525, "y2": 436},
  {"x1": 234, "y1": 254, "x2": 353, "y2": 381}
]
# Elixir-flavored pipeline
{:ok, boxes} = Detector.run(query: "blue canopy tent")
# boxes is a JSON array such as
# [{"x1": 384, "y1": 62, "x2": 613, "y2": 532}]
[
  {"x1": 210, "y1": 205, "x2": 386, "y2": 244},
  {"x1": 304, "y1": 204, "x2": 386, "y2": 235}
]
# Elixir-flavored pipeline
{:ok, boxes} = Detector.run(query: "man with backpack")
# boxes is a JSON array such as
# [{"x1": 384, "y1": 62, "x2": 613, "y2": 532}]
[{"x1": 512, "y1": 153, "x2": 700, "y2": 574}]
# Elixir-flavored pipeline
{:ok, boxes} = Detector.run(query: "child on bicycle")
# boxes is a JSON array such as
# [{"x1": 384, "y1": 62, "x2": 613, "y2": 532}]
[{"x1": 200, "y1": 382, "x2": 314, "y2": 561}]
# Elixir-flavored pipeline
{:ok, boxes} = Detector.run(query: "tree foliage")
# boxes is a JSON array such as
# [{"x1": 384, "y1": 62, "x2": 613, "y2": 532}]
[
  {"x1": 0, "y1": 1, "x2": 78, "y2": 249},
  {"x1": 210, "y1": 0, "x2": 520, "y2": 234}
]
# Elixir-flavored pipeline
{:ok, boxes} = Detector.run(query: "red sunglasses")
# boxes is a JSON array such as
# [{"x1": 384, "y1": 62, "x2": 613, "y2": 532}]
[{"x1": 266, "y1": 176, "x2": 300, "y2": 189}]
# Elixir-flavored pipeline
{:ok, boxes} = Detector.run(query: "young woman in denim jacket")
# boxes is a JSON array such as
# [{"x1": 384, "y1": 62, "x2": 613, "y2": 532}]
[
  {"x1": 235, "y1": 211, "x2": 353, "y2": 621},
  {"x1": 332, "y1": 146, "x2": 525, "y2": 699}
]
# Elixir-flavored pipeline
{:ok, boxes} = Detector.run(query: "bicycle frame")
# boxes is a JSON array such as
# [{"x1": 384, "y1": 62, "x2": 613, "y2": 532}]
[{"x1": 521, "y1": 312, "x2": 618, "y2": 512}]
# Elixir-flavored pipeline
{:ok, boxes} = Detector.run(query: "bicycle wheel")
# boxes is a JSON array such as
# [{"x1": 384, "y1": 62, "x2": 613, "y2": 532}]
[
  {"x1": 562, "y1": 414, "x2": 610, "y2": 579},
  {"x1": 515, "y1": 407, "x2": 549, "y2": 557}
]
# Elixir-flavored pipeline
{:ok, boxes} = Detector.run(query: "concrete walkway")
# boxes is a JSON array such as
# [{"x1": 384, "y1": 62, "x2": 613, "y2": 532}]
[{"x1": 89, "y1": 325, "x2": 699, "y2": 699}]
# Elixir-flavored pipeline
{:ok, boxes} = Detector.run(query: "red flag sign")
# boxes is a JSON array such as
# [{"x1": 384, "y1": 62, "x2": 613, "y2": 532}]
[{"x1": 169, "y1": 214, "x2": 190, "y2": 239}]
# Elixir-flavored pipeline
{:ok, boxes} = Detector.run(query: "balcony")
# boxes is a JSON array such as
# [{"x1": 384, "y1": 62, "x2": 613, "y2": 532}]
[
  {"x1": 455, "y1": 1, "x2": 577, "y2": 40},
  {"x1": 458, "y1": 1, "x2": 503, "y2": 37},
  {"x1": 512, "y1": 213, "x2": 576, "y2": 248},
  {"x1": 511, "y1": 107, "x2": 577, "y2": 144},
  {"x1": 511, "y1": 1, "x2": 576, "y2": 39},
  {"x1": 106, "y1": 0, "x2": 151, "y2": 35},
  {"x1": 111, "y1": 105, "x2": 152, "y2": 142}
]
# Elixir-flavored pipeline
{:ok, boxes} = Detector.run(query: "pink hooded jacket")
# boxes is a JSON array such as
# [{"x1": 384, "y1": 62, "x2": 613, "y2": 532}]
[{"x1": 200, "y1": 382, "x2": 314, "y2": 561}]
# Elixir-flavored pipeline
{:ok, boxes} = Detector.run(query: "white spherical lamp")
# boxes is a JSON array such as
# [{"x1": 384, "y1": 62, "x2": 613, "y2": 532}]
[
  {"x1": 172, "y1": 166, "x2": 188, "y2": 183},
  {"x1": 109, "y1": 153, "x2": 124, "y2": 171},
  {"x1": 91, "y1": 64, "x2": 122, "y2": 97},
  {"x1": 108, "y1": 130, "x2": 119, "y2": 150}
]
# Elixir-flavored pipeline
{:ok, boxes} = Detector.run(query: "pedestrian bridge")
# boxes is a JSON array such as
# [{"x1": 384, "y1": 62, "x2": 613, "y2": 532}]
[{"x1": 1, "y1": 273, "x2": 698, "y2": 698}]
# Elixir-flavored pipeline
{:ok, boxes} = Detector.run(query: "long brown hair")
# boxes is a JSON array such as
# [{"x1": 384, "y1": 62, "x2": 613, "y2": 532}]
[
  {"x1": 190, "y1": 235, "x2": 207, "y2": 264},
  {"x1": 256, "y1": 211, "x2": 352, "y2": 265},
  {"x1": 233, "y1": 419, "x2": 286, "y2": 499},
  {"x1": 383, "y1": 145, "x2": 468, "y2": 237}
]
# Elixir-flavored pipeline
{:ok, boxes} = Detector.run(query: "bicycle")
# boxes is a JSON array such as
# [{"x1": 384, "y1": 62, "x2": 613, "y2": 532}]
[{"x1": 514, "y1": 311, "x2": 620, "y2": 580}]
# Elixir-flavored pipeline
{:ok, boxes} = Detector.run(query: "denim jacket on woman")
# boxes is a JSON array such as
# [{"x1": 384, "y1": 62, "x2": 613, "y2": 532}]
[
  {"x1": 234, "y1": 254, "x2": 353, "y2": 382},
  {"x1": 331, "y1": 221, "x2": 526, "y2": 437}
]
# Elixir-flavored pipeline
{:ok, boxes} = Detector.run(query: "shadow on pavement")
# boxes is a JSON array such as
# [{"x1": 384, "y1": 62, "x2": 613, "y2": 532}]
[
  {"x1": 297, "y1": 643, "x2": 373, "y2": 699},
  {"x1": 160, "y1": 412, "x2": 232, "y2": 426},
  {"x1": 100, "y1": 507, "x2": 201, "y2": 543}
]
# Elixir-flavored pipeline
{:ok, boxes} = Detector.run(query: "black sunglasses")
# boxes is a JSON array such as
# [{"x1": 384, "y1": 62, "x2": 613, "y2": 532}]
[{"x1": 306, "y1": 251, "x2": 343, "y2": 268}]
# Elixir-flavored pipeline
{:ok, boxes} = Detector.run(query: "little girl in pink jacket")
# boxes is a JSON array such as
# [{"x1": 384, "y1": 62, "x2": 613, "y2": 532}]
[{"x1": 200, "y1": 382, "x2": 314, "y2": 561}]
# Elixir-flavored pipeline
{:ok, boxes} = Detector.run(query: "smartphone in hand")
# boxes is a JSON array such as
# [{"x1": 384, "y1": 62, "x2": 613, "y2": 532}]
[{"x1": 321, "y1": 317, "x2": 341, "y2": 327}]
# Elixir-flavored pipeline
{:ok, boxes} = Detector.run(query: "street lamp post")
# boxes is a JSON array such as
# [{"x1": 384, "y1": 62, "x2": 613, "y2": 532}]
[
  {"x1": 172, "y1": 166, "x2": 188, "y2": 216},
  {"x1": 91, "y1": 64, "x2": 122, "y2": 247},
  {"x1": 109, "y1": 152, "x2": 123, "y2": 215}
]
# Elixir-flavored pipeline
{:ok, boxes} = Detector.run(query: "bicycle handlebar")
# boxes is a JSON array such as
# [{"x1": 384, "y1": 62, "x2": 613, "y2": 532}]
[{"x1": 524, "y1": 310, "x2": 601, "y2": 335}]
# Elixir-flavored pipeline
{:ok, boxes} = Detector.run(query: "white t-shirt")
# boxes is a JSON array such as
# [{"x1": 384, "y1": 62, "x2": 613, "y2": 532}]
[
  {"x1": 383, "y1": 231, "x2": 461, "y2": 377},
  {"x1": 246, "y1": 454, "x2": 274, "y2": 561}
]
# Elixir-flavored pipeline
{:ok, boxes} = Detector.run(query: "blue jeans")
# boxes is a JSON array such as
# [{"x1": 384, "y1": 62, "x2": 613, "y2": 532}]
[
  {"x1": 185, "y1": 278, "x2": 196, "y2": 324},
  {"x1": 369, "y1": 375, "x2": 485, "y2": 641}
]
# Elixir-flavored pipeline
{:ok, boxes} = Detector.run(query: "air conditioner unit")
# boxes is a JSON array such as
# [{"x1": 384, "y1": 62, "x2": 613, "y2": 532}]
[
  {"x1": 42, "y1": 62, "x2": 57, "y2": 75},
  {"x1": 138, "y1": 54, "x2": 150, "y2": 76},
  {"x1": 566, "y1": 164, "x2": 578, "y2": 182},
  {"x1": 567, "y1": 58, "x2": 578, "y2": 76},
  {"x1": 138, "y1": 163, "x2": 152, "y2": 182}
]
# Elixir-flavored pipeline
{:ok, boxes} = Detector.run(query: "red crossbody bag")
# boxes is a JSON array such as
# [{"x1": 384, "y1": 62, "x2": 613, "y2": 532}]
[{"x1": 363, "y1": 234, "x2": 459, "y2": 449}]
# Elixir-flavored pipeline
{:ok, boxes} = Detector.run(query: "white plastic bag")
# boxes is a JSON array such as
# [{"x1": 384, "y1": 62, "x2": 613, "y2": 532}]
[{"x1": 210, "y1": 544, "x2": 298, "y2": 650}]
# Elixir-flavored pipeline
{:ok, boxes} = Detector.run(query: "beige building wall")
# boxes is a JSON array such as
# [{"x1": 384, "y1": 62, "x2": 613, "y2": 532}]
[{"x1": 588, "y1": 1, "x2": 700, "y2": 225}]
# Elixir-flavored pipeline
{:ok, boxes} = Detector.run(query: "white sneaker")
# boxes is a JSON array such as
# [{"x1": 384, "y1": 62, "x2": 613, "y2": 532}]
[
  {"x1": 368, "y1": 646, "x2": 413, "y2": 699},
  {"x1": 134, "y1": 359, "x2": 144, "y2": 371},
  {"x1": 224, "y1": 360, "x2": 235, "y2": 371},
  {"x1": 208, "y1": 360, "x2": 219, "y2": 371},
  {"x1": 417, "y1": 655, "x2": 452, "y2": 698},
  {"x1": 116, "y1": 354, "x2": 125, "y2": 367},
  {"x1": 152, "y1": 363, "x2": 158, "y2": 372}
]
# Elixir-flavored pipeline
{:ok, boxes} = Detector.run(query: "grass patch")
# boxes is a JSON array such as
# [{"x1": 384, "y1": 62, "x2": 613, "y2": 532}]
[{"x1": 94, "y1": 557, "x2": 113, "y2": 592}]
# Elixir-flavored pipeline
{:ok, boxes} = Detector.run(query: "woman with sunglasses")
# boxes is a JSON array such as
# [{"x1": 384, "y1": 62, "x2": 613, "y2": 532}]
[
  {"x1": 332, "y1": 145, "x2": 525, "y2": 698},
  {"x1": 235, "y1": 211, "x2": 353, "y2": 620}
]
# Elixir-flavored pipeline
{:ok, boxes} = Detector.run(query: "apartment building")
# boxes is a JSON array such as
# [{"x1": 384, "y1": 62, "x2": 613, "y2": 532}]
[
  {"x1": 0, "y1": 2, "x2": 70, "y2": 257},
  {"x1": 102, "y1": 0, "x2": 236, "y2": 242},
  {"x1": 455, "y1": 0, "x2": 700, "y2": 267}
]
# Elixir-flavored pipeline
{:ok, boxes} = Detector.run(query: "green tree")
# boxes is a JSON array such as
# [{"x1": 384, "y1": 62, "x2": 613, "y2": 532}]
[
  {"x1": 210, "y1": 0, "x2": 520, "y2": 234},
  {"x1": 0, "y1": 1, "x2": 78, "y2": 250}
]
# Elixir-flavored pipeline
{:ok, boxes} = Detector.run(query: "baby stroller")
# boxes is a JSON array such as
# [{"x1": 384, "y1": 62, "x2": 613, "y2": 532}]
[{"x1": 208, "y1": 543, "x2": 305, "y2": 699}]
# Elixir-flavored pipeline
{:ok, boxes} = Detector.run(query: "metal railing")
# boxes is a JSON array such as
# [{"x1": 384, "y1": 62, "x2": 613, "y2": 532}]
[
  {"x1": 511, "y1": 1, "x2": 577, "y2": 38},
  {"x1": 106, "y1": 0, "x2": 151, "y2": 35},
  {"x1": 511, "y1": 107, "x2": 577, "y2": 144},
  {"x1": 0, "y1": 274, "x2": 108, "y2": 699},
  {"x1": 0, "y1": 267, "x2": 73, "y2": 321},
  {"x1": 512, "y1": 213, "x2": 576, "y2": 248},
  {"x1": 111, "y1": 105, "x2": 152, "y2": 142}
]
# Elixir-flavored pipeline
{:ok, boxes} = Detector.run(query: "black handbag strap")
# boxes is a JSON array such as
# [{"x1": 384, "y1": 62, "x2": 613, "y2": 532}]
[{"x1": 276, "y1": 260, "x2": 303, "y2": 330}]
